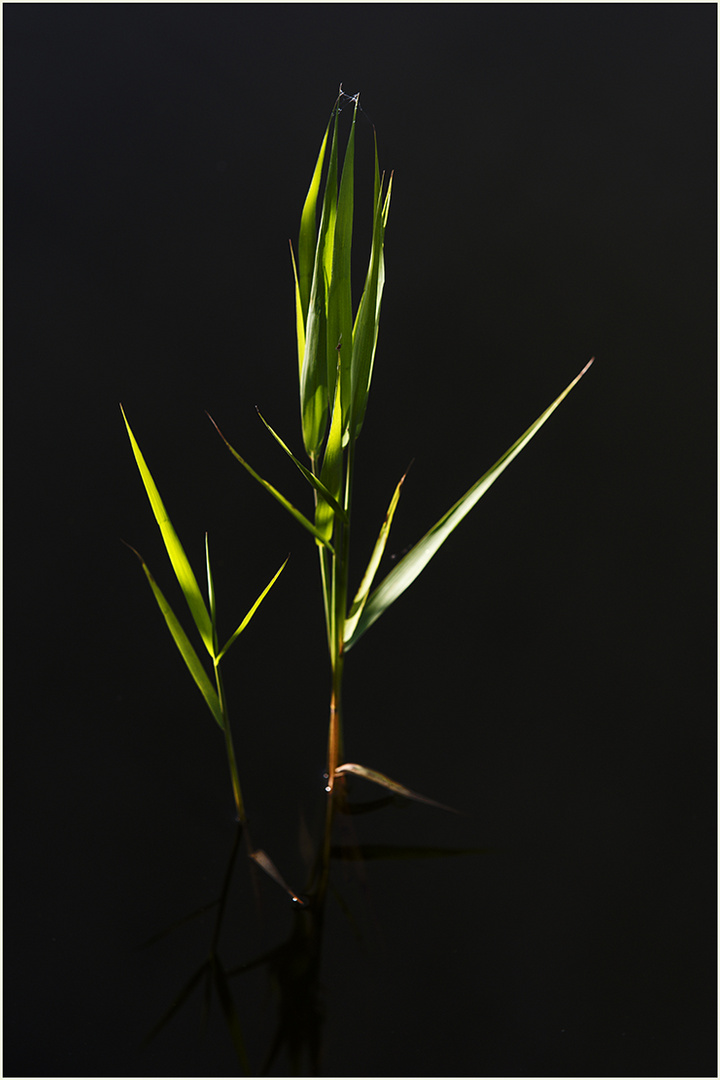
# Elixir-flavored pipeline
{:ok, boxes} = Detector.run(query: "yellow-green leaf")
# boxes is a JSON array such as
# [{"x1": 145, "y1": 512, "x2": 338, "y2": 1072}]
[
  {"x1": 121, "y1": 406, "x2": 213, "y2": 655},
  {"x1": 344, "y1": 360, "x2": 594, "y2": 649},
  {"x1": 124, "y1": 543, "x2": 224, "y2": 729}
]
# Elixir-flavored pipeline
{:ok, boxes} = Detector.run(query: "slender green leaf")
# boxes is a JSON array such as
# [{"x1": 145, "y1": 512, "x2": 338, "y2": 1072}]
[
  {"x1": 315, "y1": 362, "x2": 343, "y2": 544},
  {"x1": 344, "y1": 359, "x2": 594, "y2": 649},
  {"x1": 327, "y1": 99, "x2": 356, "y2": 431},
  {"x1": 205, "y1": 534, "x2": 219, "y2": 657},
  {"x1": 289, "y1": 241, "x2": 305, "y2": 378},
  {"x1": 256, "y1": 408, "x2": 347, "y2": 521},
  {"x1": 344, "y1": 469, "x2": 406, "y2": 642},
  {"x1": 298, "y1": 118, "x2": 331, "y2": 325},
  {"x1": 350, "y1": 158, "x2": 392, "y2": 441},
  {"x1": 334, "y1": 763, "x2": 459, "y2": 813},
  {"x1": 217, "y1": 557, "x2": 288, "y2": 661},
  {"x1": 121, "y1": 406, "x2": 213, "y2": 655},
  {"x1": 206, "y1": 413, "x2": 334, "y2": 553},
  {"x1": 123, "y1": 542, "x2": 224, "y2": 728},
  {"x1": 300, "y1": 108, "x2": 339, "y2": 457}
]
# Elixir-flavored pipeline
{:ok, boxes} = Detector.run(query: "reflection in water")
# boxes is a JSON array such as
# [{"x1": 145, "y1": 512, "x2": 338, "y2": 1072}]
[{"x1": 143, "y1": 782, "x2": 486, "y2": 1076}]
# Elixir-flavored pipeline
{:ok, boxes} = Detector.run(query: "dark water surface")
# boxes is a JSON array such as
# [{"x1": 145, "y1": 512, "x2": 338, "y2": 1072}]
[{"x1": 4, "y1": 5, "x2": 715, "y2": 1077}]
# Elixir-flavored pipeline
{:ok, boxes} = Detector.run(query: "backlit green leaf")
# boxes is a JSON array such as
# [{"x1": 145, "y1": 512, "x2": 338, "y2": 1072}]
[
  {"x1": 344, "y1": 469, "x2": 406, "y2": 642},
  {"x1": 256, "y1": 409, "x2": 347, "y2": 521},
  {"x1": 217, "y1": 557, "x2": 288, "y2": 661},
  {"x1": 207, "y1": 413, "x2": 334, "y2": 553},
  {"x1": 124, "y1": 542, "x2": 224, "y2": 729},
  {"x1": 344, "y1": 360, "x2": 594, "y2": 649},
  {"x1": 121, "y1": 406, "x2": 214, "y2": 654}
]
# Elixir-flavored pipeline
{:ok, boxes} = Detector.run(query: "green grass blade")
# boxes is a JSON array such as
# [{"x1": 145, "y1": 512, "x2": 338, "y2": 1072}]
[
  {"x1": 300, "y1": 108, "x2": 339, "y2": 457},
  {"x1": 344, "y1": 470, "x2": 406, "y2": 642},
  {"x1": 290, "y1": 241, "x2": 305, "y2": 378},
  {"x1": 121, "y1": 406, "x2": 213, "y2": 655},
  {"x1": 217, "y1": 557, "x2": 288, "y2": 661},
  {"x1": 315, "y1": 364, "x2": 343, "y2": 544},
  {"x1": 206, "y1": 413, "x2": 335, "y2": 553},
  {"x1": 335, "y1": 763, "x2": 459, "y2": 813},
  {"x1": 205, "y1": 534, "x2": 219, "y2": 657},
  {"x1": 350, "y1": 160, "x2": 392, "y2": 441},
  {"x1": 327, "y1": 99, "x2": 356, "y2": 433},
  {"x1": 256, "y1": 409, "x2": 348, "y2": 522},
  {"x1": 344, "y1": 359, "x2": 594, "y2": 649},
  {"x1": 298, "y1": 115, "x2": 331, "y2": 324},
  {"x1": 123, "y1": 543, "x2": 224, "y2": 729}
]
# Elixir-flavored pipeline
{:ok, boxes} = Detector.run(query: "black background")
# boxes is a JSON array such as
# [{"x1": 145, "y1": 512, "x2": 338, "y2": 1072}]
[{"x1": 4, "y1": 4, "x2": 716, "y2": 1078}]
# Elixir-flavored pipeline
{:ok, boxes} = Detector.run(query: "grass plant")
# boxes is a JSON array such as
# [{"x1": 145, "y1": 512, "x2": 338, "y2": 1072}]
[{"x1": 123, "y1": 87, "x2": 592, "y2": 1075}]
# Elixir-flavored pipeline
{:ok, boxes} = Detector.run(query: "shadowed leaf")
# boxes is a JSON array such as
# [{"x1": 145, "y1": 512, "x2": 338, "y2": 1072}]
[
  {"x1": 212, "y1": 956, "x2": 250, "y2": 1075},
  {"x1": 249, "y1": 849, "x2": 305, "y2": 905},
  {"x1": 335, "y1": 763, "x2": 459, "y2": 813},
  {"x1": 143, "y1": 962, "x2": 208, "y2": 1046}
]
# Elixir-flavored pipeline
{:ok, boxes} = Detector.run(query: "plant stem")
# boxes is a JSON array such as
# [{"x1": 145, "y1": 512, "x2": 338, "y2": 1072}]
[{"x1": 215, "y1": 661, "x2": 246, "y2": 824}]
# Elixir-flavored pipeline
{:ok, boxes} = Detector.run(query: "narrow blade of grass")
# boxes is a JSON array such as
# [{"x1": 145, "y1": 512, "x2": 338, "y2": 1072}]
[
  {"x1": 327, "y1": 98, "x2": 356, "y2": 431},
  {"x1": 217, "y1": 557, "x2": 288, "y2": 661},
  {"x1": 256, "y1": 408, "x2": 347, "y2": 522},
  {"x1": 334, "y1": 763, "x2": 459, "y2": 813},
  {"x1": 350, "y1": 147, "x2": 392, "y2": 441},
  {"x1": 344, "y1": 469, "x2": 406, "y2": 643},
  {"x1": 121, "y1": 406, "x2": 213, "y2": 655},
  {"x1": 300, "y1": 107, "x2": 339, "y2": 457},
  {"x1": 298, "y1": 115, "x2": 331, "y2": 325},
  {"x1": 315, "y1": 363, "x2": 343, "y2": 544},
  {"x1": 290, "y1": 241, "x2": 306, "y2": 378},
  {"x1": 123, "y1": 543, "x2": 225, "y2": 728},
  {"x1": 207, "y1": 413, "x2": 335, "y2": 553},
  {"x1": 344, "y1": 359, "x2": 594, "y2": 649}
]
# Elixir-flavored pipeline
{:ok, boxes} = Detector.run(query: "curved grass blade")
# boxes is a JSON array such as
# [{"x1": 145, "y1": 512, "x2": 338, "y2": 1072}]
[
  {"x1": 290, "y1": 241, "x2": 306, "y2": 377},
  {"x1": 123, "y1": 542, "x2": 224, "y2": 729},
  {"x1": 344, "y1": 359, "x2": 594, "y2": 649},
  {"x1": 121, "y1": 406, "x2": 213, "y2": 655},
  {"x1": 344, "y1": 469, "x2": 407, "y2": 642},
  {"x1": 216, "y1": 557, "x2": 288, "y2": 661},
  {"x1": 334, "y1": 762, "x2": 460, "y2": 813},
  {"x1": 331, "y1": 844, "x2": 489, "y2": 860},
  {"x1": 206, "y1": 413, "x2": 334, "y2": 553},
  {"x1": 256, "y1": 408, "x2": 347, "y2": 522},
  {"x1": 205, "y1": 534, "x2": 219, "y2": 657}
]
